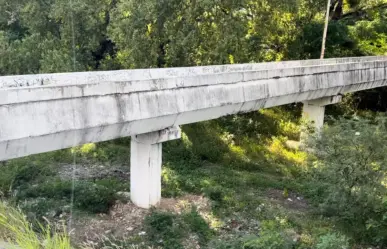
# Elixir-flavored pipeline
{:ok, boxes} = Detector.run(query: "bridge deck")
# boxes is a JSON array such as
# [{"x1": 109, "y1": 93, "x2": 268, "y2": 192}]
[{"x1": 1, "y1": 56, "x2": 387, "y2": 161}]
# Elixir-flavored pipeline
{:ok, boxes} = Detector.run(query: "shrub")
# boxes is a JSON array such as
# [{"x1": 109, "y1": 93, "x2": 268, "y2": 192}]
[
  {"x1": 182, "y1": 207, "x2": 214, "y2": 244},
  {"x1": 144, "y1": 210, "x2": 184, "y2": 249},
  {"x1": 144, "y1": 207, "x2": 213, "y2": 249},
  {"x1": 243, "y1": 220, "x2": 294, "y2": 249},
  {"x1": 74, "y1": 182, "x2": 116, "y2": 213},
  {"x1": 0, "y1": 159, "x2": 55, "y2": 197},
  {"x1": 19, "y1": 180, "x2": 117, "y2": 214},
  {"x1": 316, "y1": 233, "x2": 349, "y2": 249},
  {"x1": 308, "y1": 117, "x2": 387, "y2": 245},
  {"x1": 205, "y1": 186, "x2": 225, "y2": 203}
]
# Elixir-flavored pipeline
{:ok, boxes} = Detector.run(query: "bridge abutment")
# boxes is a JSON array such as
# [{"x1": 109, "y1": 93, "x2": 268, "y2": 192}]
[{"x1": 130, "y1": 126, "x2": 181, "y2": 208}]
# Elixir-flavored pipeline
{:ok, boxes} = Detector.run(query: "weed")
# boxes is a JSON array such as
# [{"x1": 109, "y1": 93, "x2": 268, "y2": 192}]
[
  {"x1": 0, "y1": 201, "x2": 72, "y2": 249},
  {"x1": 0, "y1": 159, "x2": 55, "y2": 197},
  {"x1": 205, "y1": 186, "x2": 225, "y2": 203},
  {"x1": 144, "y1": 207, "x2": 214, "y2": 249},
  {"x1": 18, "y1": 179, "x2": 119, "y2": 214},
  {"x1": 242, "y1": 220, "x2": 294, "y2": 249},
  {"x1": 316, "y1": 233, "x2": 349, "y2": 249},
  {"x1": 182, "y1": 207, "x2": 214, "y2": 244},
  {"x1": 144, "y1": 210, "x2": 184, "y2": 249}
]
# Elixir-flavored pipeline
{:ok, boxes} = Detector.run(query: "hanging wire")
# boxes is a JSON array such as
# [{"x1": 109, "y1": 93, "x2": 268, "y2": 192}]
[{"x1": 68, "y1": 0, "x2": 77, "y2": 235}]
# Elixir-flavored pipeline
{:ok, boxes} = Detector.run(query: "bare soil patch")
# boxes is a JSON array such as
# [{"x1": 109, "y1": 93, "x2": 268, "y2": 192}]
[{"x1": 266, "y1": 189, "x2": 309, "y2": 212}]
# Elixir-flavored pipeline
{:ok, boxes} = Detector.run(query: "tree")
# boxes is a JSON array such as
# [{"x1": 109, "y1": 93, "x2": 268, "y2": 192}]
[
  {"x1": 309, "y1": 117, "x2": 387, "y2": 245},
  {"x1": 0, "y1": 0, "x2": 116, "y2": 75}
]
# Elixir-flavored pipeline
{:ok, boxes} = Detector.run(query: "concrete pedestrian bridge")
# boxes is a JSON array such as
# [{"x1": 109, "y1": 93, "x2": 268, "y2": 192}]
[{"x1": 1, "y1": 56, "x2": 387, "y2": 208}]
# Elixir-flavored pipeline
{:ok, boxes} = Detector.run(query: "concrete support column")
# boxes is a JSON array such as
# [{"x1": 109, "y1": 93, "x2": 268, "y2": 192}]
[
  {"x1": 130, "y1": 126, "x2": 181, "y2": 209},
  {"x1": 302, "y1": 103, "x2": 326, "y2": 132},
  {"x1": 301, "y1": 95, "x2": 342, "y2": 137}
]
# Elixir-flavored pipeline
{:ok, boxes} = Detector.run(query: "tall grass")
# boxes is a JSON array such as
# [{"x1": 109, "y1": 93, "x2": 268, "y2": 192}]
[{"x1": 0, "y1": 201, "x2": 72, "y2": 249}]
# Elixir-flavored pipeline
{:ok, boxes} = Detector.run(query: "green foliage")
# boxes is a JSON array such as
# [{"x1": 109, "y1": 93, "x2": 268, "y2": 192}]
[
  {"x1": 316, "y1": 233, "x2": 349, "y2": 249},
  {"x1": 107, "y1": 0, "x2": 332, "y2": 67},
  {"x1": 218, "y1": 107, "x2": 302, "y2": 141},
  {"x1": 18, "y1": 198, "x2": 69, "y2": 223},
  {"x1": 182, "y1": 207, "x2": 214, "y2": 244},
  {"x1": 0, "y1": 157, "x2": 55, "y2": 198},
  {"x1": 20, "y1": 180, "x2": 118, "y2": 214},
  {"x1": 0, "y1": 0, "x2": 339, "y2": 75},
  {"x1": 144, "y1": 207, "x2": 213, "y2": 249},
  {"x1": 243, "y1": 220, "x2": 294, "y2": 249},
  {"x1": 72, "y1": 181, "x2": 117, "y2": 213},
  {"x1": 0, "y1": 201, "x2": 72, "y2": 249},
  {"x1": 72, "y1": 142, "x2": 131, "y2": 163},
  {"x1": 145, "y1": 210, "x2": 183, "y2": 249},
  {"x1": 0, "y1": 0, "x2": 114, "y2": 75},
  {"x1": 290, "y1": 21, "x2": 358, "y2": 59},
  {"x1": 205, "y1": 186, "x2": 225, "y2": 203},
  {"x1": 307, "y1": 117, "x2": 387, "y2": 245},
  {"x1": 0, "y1": 147, "x2": 128, "y2": 215}
]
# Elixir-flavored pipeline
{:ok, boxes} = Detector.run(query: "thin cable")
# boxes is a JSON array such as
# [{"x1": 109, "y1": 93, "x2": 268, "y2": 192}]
[
  {"x1": 321, "y1": 0, "x2": 331, "y2": 59},
  {"x1": 70, "y1": 0, "x2": 77, "y2": 70},
  {"x1": 68, "y1": 0, "x2": 77, "y2": 235}
]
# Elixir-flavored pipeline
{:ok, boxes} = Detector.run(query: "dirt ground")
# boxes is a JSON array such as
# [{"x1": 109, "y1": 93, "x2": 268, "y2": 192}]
[
  {"x1": 58, "y1": 163, "x2": 130, "y2": 181},
  {"x1": 71, "y1": 194, "x2": 211, "y2": 247},
  {"x1": 266, "y1": 188, "x2": 309, "y2": 212}
]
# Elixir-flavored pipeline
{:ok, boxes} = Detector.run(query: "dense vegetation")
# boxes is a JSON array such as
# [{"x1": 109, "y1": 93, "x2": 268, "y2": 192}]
[
  {"x1": 1, "y1": 0, "x2": 387, "y2": 248},
  {"x1": 1, "y1": 0, "x2": 387, "y2": 108}
]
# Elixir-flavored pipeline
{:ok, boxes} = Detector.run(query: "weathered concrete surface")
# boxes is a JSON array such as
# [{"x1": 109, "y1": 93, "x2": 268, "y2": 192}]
[
  {"x1": 1, "y1": 56, "x2": 387, "y2": 161},
  {"x1": 302, "y1": 95, "x2": 343, "y2": 136},
  {"x1": 1, "y1": 56, "x2": 385, "y2": 89},
  {"x1": 131, "y1": 126, "x2": 181, "y2": 208}
]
